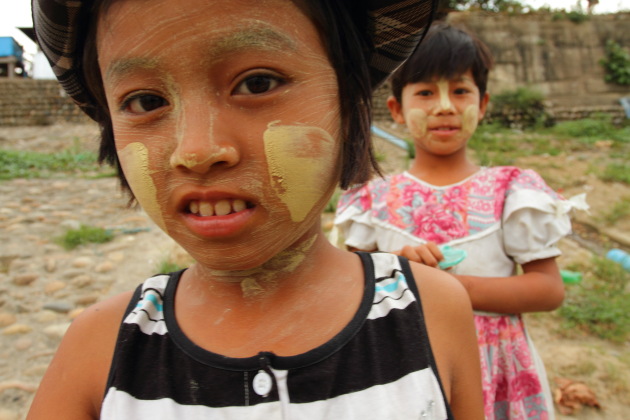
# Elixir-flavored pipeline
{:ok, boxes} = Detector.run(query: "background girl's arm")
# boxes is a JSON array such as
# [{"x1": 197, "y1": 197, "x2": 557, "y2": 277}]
[
  {"x1": 412, "y1": 263, "x2": 484, "y2": 419},
  {"x1": 26, "y1": 292, "x2": 132, "y2": 420},
  {"x1": 454, "y1": 257, "x2": 564, "y2": 314}
]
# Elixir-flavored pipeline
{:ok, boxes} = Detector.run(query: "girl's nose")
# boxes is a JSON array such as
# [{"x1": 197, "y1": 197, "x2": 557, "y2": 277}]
[{"x1": 169, "y1": 109, "x2": 240, "y2": 174}]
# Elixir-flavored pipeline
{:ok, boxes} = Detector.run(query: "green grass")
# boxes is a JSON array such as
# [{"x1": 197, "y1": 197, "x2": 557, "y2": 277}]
[
  {"x1": 55, "y1": 224, "x2": 114, "y2": 250},
  {"x1": 467, "y1": 118, "x2": 629, "y2": 167},
  {"x1": 601, "y1": 162, "x2": 630, "y2": 184},
  {"x1": 559, "y1": 257, "x2": 630, "y2": 343},
  {"x1": 0, "y1": 148, "x2": 106, "y2": 180}
]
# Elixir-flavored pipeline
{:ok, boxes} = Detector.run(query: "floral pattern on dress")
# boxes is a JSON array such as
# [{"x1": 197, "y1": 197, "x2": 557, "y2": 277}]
[
  {"x1": 337, "y1": 166, "x2": 558, "y2": 245},
  {"x1": 337, "y1": 166, "x2": 560, "y2": 420}
]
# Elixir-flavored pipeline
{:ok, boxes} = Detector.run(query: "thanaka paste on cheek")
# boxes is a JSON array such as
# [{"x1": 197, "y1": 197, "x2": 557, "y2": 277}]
[
  {"x1": 407, "y1": 108, "x2": 428, "y2": 138},
  {"x1": 461, "y1": 104, "x2": 480, "y2": 137},
  {"x1": 263, "y1": 122, "x2": 337, "y2": 222},
  {"x1": 118, "y1": 143, "x2": 166, "y2": 231}
]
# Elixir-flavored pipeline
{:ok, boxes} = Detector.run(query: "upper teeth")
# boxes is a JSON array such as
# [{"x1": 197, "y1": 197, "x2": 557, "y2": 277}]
[{"x1": 188, "y1": 199, "x2": 247, "y2": 216}]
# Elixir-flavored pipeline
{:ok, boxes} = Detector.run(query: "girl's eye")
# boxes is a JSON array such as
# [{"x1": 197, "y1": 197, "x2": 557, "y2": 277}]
[
  {"x1": 234, "y1": 74, "x2": 283, "y2": 95},
  {"x1": 416, "y1": 90, "x2": 433, "y2": 97},
  {"x1": 123, "y1": 94, "x2": 168, "y2": 114},
  {"x1": 454, "y1": 88, "x2": 470, "y2": 95}
]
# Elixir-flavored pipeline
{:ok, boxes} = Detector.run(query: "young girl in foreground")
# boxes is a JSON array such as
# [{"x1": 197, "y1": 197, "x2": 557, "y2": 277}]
[
  {"x1": 28, "y1": 1, "x2": 483, "y2": 419},
  {"x1": 336, "y1": 23, "x2": 586, "y2": 419}
]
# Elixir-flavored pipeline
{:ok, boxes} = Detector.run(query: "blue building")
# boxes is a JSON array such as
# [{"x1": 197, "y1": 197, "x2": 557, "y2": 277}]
[{"x1": 0, "y1": 37, "x2": 25, "y2": 78}]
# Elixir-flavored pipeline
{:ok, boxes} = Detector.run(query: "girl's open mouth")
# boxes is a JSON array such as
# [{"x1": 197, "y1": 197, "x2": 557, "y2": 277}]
[{"x1": 187, "y1": 199, "x2": 255, "y2": 217}]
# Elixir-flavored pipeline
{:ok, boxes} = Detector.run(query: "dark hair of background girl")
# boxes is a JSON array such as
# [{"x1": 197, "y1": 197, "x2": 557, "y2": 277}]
[{"x1": 390, "y1": 21, "x2": 494, "y2": 103}]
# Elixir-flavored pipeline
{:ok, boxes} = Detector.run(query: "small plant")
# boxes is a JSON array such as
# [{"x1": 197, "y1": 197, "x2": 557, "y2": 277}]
[
  {"x1": 558, "y1": 257, "x2": 630, "y2": 343},
  {"x1": 56, "y1": 225, "x2": 114, "y2": 250},
  {"x1": 600, "y1": 40, "x2": 630, "y2": 86},
  {"x1": 489, "y1": 87, "x2": 552, "y2": 129}
]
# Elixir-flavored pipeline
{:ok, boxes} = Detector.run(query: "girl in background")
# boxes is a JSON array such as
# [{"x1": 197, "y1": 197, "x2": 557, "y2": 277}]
[{"x1": 336, "y1": 22, "x2": 587, "y2": 419}]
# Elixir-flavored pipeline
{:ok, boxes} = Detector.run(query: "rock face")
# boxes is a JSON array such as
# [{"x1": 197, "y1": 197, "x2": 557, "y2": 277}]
[
  {"x1": 372, "y1": 12, "x2": 630, "y2": 122},
  {"x1": 448, "y1": 11, "x2": 630, "y2": 110}
]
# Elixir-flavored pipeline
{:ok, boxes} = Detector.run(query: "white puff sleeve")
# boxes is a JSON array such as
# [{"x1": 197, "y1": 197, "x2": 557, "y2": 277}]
[{"x1": 502, "y1": 177, "x2": 588, "y2": 265}]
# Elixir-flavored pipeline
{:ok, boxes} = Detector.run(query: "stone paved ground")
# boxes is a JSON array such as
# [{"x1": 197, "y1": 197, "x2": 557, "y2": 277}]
[{"x1": 0, "y1": 123, "x2": 628, "y2": 419}]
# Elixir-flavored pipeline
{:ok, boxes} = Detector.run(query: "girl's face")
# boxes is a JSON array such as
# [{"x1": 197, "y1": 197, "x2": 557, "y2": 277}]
[
  {"x1": 388, "y1": 69, "x2": 489, "y2": 157},
  {"x1": 97, "y1": 0, "x2": 342, "y2": 271}
]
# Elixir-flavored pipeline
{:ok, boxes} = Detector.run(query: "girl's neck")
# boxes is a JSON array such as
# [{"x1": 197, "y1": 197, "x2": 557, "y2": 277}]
[
  {"x1": 173, "y1": 232, "x2": 365, "y2": 357},
  {"x1": 408, "y1": 149, "x2": 479, "y2": 186}
]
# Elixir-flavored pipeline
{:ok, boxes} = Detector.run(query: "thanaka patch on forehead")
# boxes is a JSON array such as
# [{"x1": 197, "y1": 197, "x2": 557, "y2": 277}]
[{"x1": 207, "y1": 23, "x2": 298, "y2": 60}]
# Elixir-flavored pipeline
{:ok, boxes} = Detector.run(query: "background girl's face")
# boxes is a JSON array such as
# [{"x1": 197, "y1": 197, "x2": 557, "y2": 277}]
[
  {"x1": 391, "y1": 69, "x2": 488, "y2": 157},
  {"x1": 97, "y1": 0, "x2": 342, "y2": 270}
]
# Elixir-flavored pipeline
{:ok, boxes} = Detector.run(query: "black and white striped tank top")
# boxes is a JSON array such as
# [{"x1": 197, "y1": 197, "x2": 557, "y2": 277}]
[{"x1": 101, "y1": 252, "x2": 454, "y2": 419}]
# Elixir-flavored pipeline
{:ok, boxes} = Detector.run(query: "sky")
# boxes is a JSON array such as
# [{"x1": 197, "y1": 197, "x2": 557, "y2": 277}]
[{"x1": 0, "y1": 0, "x2": 627, "y2": 56}]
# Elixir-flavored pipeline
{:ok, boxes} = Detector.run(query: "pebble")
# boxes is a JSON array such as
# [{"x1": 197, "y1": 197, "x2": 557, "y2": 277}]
[
  {"x1": 2, "y1": 324, "x2": 32, "y2": 335},
  {"x1": 12, "y1": 273, "x2": 39, "y2": 286},
  {"x1": 71, "y1": 274, "x2": 95, "y2": 288},
  {"x1": 71, "y1": 256, "x2": 93, "y2": 268},
  {"x1": 60, "y1": 219, "x2": 82, "y2": 231},
  {"x1": 0, "y1": 409, "x2": 19, "y2": 420},
  {"x1": 43, "y1": 323, "x2": 71, "y2": 339},
  {"x1": 44, "y1": 280, "x2": 67, "y2": 294},
  {"x1": 75, "y1": 294, "x2": 99, "y2": 306},
  {"x1": 44, "y1": 257, "x2": 57, "y2": 273},
  {"x1": 34, "y1": 310, "x2": 59, "y2": 323},
  {"x1": 14, "y1": 337, "x2": 33, "y2": 351},
  {"x1": 68, "y1": 308, "x2": 85, "y2": 320},
  {"x1": 0, "y1": 313, "x2": 17, "y2": 327},
  {"x1": 43, "y1": 302, "x2": 73, "y2": 314},
  {"x1": 95, "y1": 261, "x2": 114, "y2": 273}
]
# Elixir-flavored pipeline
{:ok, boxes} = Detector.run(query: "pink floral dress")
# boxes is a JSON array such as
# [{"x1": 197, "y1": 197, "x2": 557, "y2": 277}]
[{"x1": 335, "y1": 166, "x2": 575, "y2": 420}]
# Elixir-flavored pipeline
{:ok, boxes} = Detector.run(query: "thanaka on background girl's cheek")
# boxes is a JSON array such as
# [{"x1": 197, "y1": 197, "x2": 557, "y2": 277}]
[
  {"x1": 407, "y1": 108, "x2": 428, "y2": 138},
  {"x1": 462, "y1": 104, "x2": 480, "y2": 137}
]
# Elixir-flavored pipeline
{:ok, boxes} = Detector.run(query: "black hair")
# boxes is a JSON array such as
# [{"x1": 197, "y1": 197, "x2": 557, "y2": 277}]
[
  {"x1": 79, "y1": 0, "x2": 380, "y2": 201},
  {"x1": 390, "y1": 22, "x2": 494, "y2": 102}
]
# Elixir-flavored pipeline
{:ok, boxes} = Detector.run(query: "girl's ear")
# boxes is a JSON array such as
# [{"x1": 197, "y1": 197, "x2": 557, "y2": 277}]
[
  {"x1": 478, "y1": 92, "x2": 490, "y2": 121},
  {"x1": 386, "y1": 96, "x2": 406, "y2": 124}
]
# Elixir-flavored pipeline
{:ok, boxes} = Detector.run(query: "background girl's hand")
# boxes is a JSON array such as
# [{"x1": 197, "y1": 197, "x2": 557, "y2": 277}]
[{"x1": 393, "y1": 242, "x2": 444, "y2": 267}]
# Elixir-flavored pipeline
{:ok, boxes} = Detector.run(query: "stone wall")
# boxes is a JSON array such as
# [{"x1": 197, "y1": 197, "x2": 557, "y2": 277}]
[
  {"x1": 0, "y1": 79, "x2": 89, "y2": 126},
  {"x1": 373, "y1": 11, "x2": 629, "y2": 122}
]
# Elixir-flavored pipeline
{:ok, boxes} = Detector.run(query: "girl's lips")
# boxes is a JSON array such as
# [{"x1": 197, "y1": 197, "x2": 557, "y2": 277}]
[
  {"x1": 175, "y1": 189, "x2": 257, "y2": 238},
  {"x1": 429, "y1": 126, "x2": 460, "y2": 136},
  {"x1": 182, "y1": 205, "x2": 256, "y2": 238}
]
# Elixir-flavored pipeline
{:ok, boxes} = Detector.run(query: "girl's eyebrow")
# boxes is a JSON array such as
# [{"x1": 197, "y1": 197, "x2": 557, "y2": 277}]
[{"x1": 105, "y1": 57, "x2": 159, "y2": 85}]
